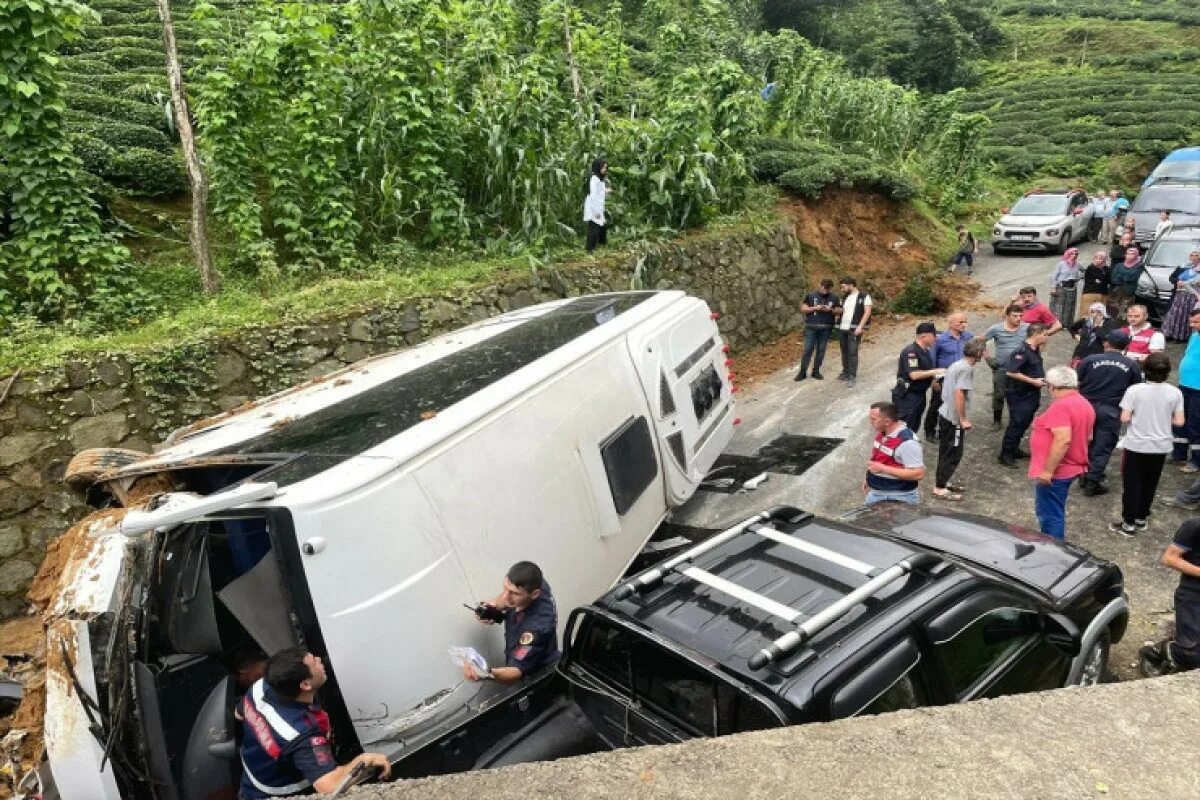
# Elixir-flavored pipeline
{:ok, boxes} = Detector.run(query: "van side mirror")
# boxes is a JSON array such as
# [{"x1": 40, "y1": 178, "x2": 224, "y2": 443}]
[{"x1": 1041, "y1": 613, "x2": 1082, "y2": 657}]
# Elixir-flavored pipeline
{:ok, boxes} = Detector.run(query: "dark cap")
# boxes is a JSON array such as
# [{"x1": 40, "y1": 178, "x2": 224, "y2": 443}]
[
  {"x1": 916, "y1": 322, "x2": 937, "y2": 335},
  {"x1": 1106, "y1": 330, "x2": 1131, "y2": 348}
]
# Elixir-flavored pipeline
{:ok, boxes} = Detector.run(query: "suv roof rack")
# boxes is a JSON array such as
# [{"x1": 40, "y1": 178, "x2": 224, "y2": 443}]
[{"x1": 612, "y1": 507, "x2": 939, "y2": 670}]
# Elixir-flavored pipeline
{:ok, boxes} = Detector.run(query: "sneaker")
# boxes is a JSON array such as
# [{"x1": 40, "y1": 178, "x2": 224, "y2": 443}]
[
  {"x1": 847, "y1": 379, "x2": 856, "y2": 388},
  {"x1": 1162, "y1": 496, "x2": 1200, "y2": 511},
  {"x1": 812, "y1": 371, "x2": 824, "y2": 380},
  {"x1": 1181, "y1": 463, "x2": 1200, "y2": 474},
  {"x1": 1108, "y1": 521, "x2": 1137, "y2": 537},
  {"x1": 837, "y1": 373, "x2": 847, "y2": 381},
  {"x1": 1135, "y1": 519, "x2": 1149, "y2": 531},
  {"x1": 794, "y1": 372, "x2": 807, "y2": 382},
  {"x1": 997, "y1": 455, "x2": 1017, "y2": 468}
]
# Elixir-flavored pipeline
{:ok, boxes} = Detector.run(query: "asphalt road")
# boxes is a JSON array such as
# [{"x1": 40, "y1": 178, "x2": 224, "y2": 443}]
[{"x1": 675, "y1": 238, "x2": 1182, "y2": 678}]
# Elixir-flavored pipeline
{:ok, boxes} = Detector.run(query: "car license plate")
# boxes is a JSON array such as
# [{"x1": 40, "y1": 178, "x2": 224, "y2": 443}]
[{"x1": 1011, "y1": 234, "x2": 1036, "y2": 240}]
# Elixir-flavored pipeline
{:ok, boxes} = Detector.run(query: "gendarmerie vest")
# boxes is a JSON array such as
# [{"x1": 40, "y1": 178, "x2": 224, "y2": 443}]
[
  {"x1": 867, "y1": 426, "x2": 919, "y2": 492},
  {"x1": 1124, "y1": 325, "x2": 1157, "y2": 359}
]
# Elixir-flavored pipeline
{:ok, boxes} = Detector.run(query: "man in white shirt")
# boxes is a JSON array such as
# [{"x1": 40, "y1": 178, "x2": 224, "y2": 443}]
[{"x1": 835, "y1": 276, "x2": 873, "y2": 388}]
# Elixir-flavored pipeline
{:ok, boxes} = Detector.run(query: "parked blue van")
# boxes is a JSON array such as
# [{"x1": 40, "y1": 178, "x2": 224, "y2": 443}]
[{"x1": 1144, "y1": 146, "x2": 1200, "y2": 187}]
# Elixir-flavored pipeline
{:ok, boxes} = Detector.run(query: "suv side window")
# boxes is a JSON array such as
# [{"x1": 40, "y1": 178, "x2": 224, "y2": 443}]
[{"x1": 930, "y1": 606, "x2": 1037, "y2": 699}]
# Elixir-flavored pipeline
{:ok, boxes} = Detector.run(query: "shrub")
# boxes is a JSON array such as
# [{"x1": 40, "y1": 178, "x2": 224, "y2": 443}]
[
  {"x1": 104, "y1": 46, "x2": 168, "y2": 71},
  {"x1": 748, "y1": 150, "x2": 806, "y2": 181},
  {"x1": 775, "y1": 153, "x2": 918, "y2": 200},
  {"x1": 892, "y1": 272, "x2": 938, "y2": 315},
  {"x1": 70, "y1": 119, "x2": 172, "y2": 153},
  {"x1": 71, "y1": 133, "x2": 118, "y2": 175},
  {"x1": 106, "y1": 148, "x2": 188, "y2": 197},
  {"x1": 64, "y1": 89, "x2": 169, "y2": 131}
]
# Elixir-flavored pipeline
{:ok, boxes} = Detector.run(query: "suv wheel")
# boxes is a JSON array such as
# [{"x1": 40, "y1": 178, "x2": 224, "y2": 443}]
[
  {"x1": 1055, "y1": 231, "x2": 1070, "y2": 254},
  {"x1": 1075, "y1": 631, "x2": 1111, "y2": 686}
]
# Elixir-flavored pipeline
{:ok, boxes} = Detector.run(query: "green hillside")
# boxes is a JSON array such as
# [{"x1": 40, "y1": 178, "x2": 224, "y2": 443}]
[{"x1": 967, "y1": 5, "x2": 1200, "y2": 182}]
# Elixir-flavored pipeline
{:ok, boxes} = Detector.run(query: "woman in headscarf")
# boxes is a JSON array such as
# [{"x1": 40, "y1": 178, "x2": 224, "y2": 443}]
[
  {"x1": 1109, "y1": 246, "x2": 1144, "y2": 318},
  {"x1": 1162, "y1": 249, "x2": 1200, "y2": 341},
  {"x1": 1077, "y1": 250, "x2": 1110, "y2": 320},
  {"x1": 1067, "y1": 302, "x2": 1118, "y2": 367},
  {"x1": 1049, "y1": 246, "x2": 1081, "y2": 322},
  {"x1": 583, "y1": 158, "x2": 611, "y2": 252}
]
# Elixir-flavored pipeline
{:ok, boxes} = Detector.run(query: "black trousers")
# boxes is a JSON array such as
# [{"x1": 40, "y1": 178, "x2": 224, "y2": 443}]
[
  {"x1": 586, "y1": 221, "x2": 607, "y2": 252},
  {"x1": 990, "y1": 367, "x2": 1008, "y2": 423},
  {"x1": 1001, "y1": 391, "x2": 1039, "y2": 458},
  {"x1": 924, "y1": 380, "x2": 943, "y2": 437},
  {"x1": 936, "y1": 416, "x2": 964, "y2": 488},
  {"x1": 1085, "y1": 403, "x2": 1121, "y2": 484},
  {"x1": 837, "y1": 329, "x2": 862, "y2": 379},
  {"x1": 894, "y1": 388, "x2": 927, "y2": 435},
  {"x1": 1121, "y1": 450, "x2": 1167, "y2": 524},
  {"x1": 1171, "y1": 588, "x2": 1200, "y2": 669}
]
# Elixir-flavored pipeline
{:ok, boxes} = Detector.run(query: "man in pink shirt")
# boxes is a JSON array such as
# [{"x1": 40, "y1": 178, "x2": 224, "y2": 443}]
[
  {"x1": 1016, "y1": 286, "x2": 1063, "y2": 336},
  {"x1": 1029, "y1": 365, "x2": 1095, "y2": 540}
]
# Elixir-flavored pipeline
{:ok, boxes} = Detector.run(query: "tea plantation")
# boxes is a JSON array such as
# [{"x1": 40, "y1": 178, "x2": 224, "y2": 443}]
[
  {"x1": 965, "y1": 3, "x2": 1200, "y2": 180},
  {"x1": 59, "y1": 0, "x2": 216, "y2": 199}
]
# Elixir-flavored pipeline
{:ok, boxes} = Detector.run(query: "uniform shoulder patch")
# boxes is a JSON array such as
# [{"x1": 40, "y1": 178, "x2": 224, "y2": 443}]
[{"x1": 519, "y1": 631, "x2": 535, "y2": 645}]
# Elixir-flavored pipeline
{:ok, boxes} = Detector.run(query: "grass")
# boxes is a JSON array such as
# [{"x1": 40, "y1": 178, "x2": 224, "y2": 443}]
[{"x1": 0, "y1": 188, "x2": 784, "y2": 375}]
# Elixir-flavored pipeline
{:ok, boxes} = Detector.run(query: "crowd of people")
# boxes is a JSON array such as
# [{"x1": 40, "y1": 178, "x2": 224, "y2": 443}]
[{"x1": 836, "y1": 191, "x2": 1200, "y2": 674}]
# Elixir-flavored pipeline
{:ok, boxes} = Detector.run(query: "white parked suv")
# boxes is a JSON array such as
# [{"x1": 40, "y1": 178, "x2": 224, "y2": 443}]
[{"x1": 992, "y1": 188, "x2": 1094, "y2": 254}]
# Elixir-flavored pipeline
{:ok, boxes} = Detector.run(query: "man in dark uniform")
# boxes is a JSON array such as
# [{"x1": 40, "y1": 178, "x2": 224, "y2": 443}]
[
  {"x1": 236, "y1": 648, "x2": 391, "y2": 798},
  {"x1": 464, "y1": 561, "x2": 561, "y2": 684},
  {"x1": 1077, "y1": 330, "x2": 1142, "y2": 495},
  {"x1": 999, "y1": 322, "x2": 1049, "y2": 467},
  {"x1": 795, "y1": 278, "x2": 841, "y2": 381},
  {"x1": 1142, "y1": 519, "x2": 1200, "y2": 674},
  {"x1": 892, "y1": 322, "x2": 944, "y2": 436}
]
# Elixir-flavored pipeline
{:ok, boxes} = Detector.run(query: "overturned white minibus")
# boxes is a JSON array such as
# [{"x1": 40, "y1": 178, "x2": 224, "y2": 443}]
[{"x1": 31, "y1": 291, "x2": 736, "y2": 798}]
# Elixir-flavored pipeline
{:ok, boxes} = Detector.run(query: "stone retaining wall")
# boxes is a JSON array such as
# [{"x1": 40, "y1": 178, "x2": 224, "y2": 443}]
[{"x1": 0, "y1": 223, "x2": 805, "y2": 612}]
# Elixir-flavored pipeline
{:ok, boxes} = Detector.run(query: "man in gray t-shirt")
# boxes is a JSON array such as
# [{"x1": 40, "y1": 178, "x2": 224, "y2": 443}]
[
  {"x1": 984, "y1": 305, "x2": 1030, "y2": 429},
  {"x1": 933, "y1": 339, "x2": 986, "y2": 500}
]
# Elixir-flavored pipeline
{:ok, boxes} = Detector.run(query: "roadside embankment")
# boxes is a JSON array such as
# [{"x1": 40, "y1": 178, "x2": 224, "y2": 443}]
[{"x1": 341, "y1": 674, "x2": 1198, "y2": 800}]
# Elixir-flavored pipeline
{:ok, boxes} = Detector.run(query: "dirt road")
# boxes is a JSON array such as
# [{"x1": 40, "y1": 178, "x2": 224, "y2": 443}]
[{"x1": 678, "y1": 240, "x2": 1182, "y2": 679}]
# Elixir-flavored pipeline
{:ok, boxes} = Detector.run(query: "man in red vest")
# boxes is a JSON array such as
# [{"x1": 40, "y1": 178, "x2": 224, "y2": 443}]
[
  {"x1": 1121, "y1": 304, "x2": 1165, "y2": 363},
  {"x1": 864, "y1": 401, "x2": 926, "y2": 506}
]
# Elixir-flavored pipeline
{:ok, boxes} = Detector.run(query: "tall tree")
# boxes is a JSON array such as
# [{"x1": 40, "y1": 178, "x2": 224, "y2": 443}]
[{"x1": 157, "y1": 0, "x2": 220, "y2": 294}]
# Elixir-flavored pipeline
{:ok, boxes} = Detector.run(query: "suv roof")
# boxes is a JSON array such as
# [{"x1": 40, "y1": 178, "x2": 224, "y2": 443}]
[
  {"x1": 1022, "y1": 187, "x2": 1084, "y2": 197},
  {"x1": 596, "y1": 506, "x2": 1109, "y2": 699}
]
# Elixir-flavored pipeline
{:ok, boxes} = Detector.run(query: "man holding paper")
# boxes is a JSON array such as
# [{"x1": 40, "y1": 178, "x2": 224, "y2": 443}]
[{"x1": 464, "y1": 561, "x2": 561, "y2": 684}]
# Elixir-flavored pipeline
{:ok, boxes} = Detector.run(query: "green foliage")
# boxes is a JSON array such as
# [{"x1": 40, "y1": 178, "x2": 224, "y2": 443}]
[
  {"x1": 107, "y1": 148, "x2": 188, "y2": 197},
  {"x1": 190, "y1": 0, "x2": 760, "y2": 272},
  {"x1": 996, "y1": 0, "x2": 1200, "y2": 26},
  {"x1": 963, "y1": 72, "x2": 1200, "y2": 178},
  {"x1": 0, "y1": 0, "x2": 137, "y2": 322},
  {"x1": 761, "y1": 0, "x2": 1006, "y2": 92},
  {"x1": 70, "y1": 118, "x2": 171, "y2": 152},
  {"x1": 891, "y1": 270, "x2": 938, "y2": 315},
  {"x1": 64, "y1": 88, "x2": 170, "y2": 131}
]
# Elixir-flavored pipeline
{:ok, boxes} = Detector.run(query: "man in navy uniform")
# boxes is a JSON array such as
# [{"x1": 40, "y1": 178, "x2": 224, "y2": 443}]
[
  {"x1": 999, "y1": 322, "x2": 1049, "y2": 467},
  {"x1": 465, "y1": 561, "x2": 561, "y2": 683},
  {"x1": 892, "y1": 322, "x2": 944, "y2": 435},
  {"x1": 237, "y1": 648, "x2": 390, "y2": 798},
  {"x1": 1076, "y1": 330, "x2": 1142, "y2": 495},
  {"x1": 1142, "y1": 519, "x2": 1200, "y2": 674}
]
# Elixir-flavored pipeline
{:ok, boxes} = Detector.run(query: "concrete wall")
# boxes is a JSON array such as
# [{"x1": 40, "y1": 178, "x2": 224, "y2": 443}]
[
  {"x1": 0, "y1": 224, "x2": 805, "y2": 612},
  {"x1": 340, "y1": 674, "x2": 1199, "y2": 800}
]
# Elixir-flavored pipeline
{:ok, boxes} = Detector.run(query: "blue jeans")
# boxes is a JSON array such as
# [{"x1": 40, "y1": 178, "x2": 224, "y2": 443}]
[
  {"x1": 865, "y1": 488, "x2": 920, "y2": 506},
  {"x1": 1033, "y1": 477, "x2": 1074, "y2": 540},
  {"x1": 800, "y1": 327, "x2": 832, "y2": 375}
]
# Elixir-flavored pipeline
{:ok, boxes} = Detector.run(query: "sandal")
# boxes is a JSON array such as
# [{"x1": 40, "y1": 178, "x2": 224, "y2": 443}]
[
  {"x1": 932, "y1": 490, "x2": 963, "y2": 501},
  {"x1": 944, "y1": 482, "x2": 966, "y2": 493}
]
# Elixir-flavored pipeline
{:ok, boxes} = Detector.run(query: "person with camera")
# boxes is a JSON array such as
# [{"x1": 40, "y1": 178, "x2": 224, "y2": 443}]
[
  {"x1": 464, "y1": 561, "x2": 560, "y2": 684},
  {"x1": 795, "y1": 278, "x2": 841, "y2": 381}
]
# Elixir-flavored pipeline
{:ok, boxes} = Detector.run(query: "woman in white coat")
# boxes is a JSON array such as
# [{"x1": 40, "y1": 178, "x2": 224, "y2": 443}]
[{"x1": 584, "y1": 158, "x2": 611, "y2": 252}]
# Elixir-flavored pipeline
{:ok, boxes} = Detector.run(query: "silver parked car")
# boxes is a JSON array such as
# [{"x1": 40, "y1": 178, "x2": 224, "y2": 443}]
[
  {"x1": 1137, "y1": 225, "x2": 1200, "y2": 319},
  {"x1": 992, "y1": 188, "x2": 1093, "y2": 254}
]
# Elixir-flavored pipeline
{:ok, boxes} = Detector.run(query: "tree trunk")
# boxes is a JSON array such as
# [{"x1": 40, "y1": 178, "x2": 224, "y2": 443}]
[
  {"x1": 563, "y1": 4, "x2": 582, "y2": 101},
  {"x1": 156, "y1": 0, "x2": 220, "y2": 295}
]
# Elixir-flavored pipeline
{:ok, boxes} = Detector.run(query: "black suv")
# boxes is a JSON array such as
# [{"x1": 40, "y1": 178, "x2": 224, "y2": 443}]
[{"x1": 558, "y1": 505, "x2": 1127, "y2": 747}]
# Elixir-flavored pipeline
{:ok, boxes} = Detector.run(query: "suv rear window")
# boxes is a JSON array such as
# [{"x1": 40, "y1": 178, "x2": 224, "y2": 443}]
[
  {"x1": 578, "y1": 617, "x2": 779, "y2": 736},
  {"x1": 1132, "y1": 187, "x2": 1200, "y2": 215}
]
